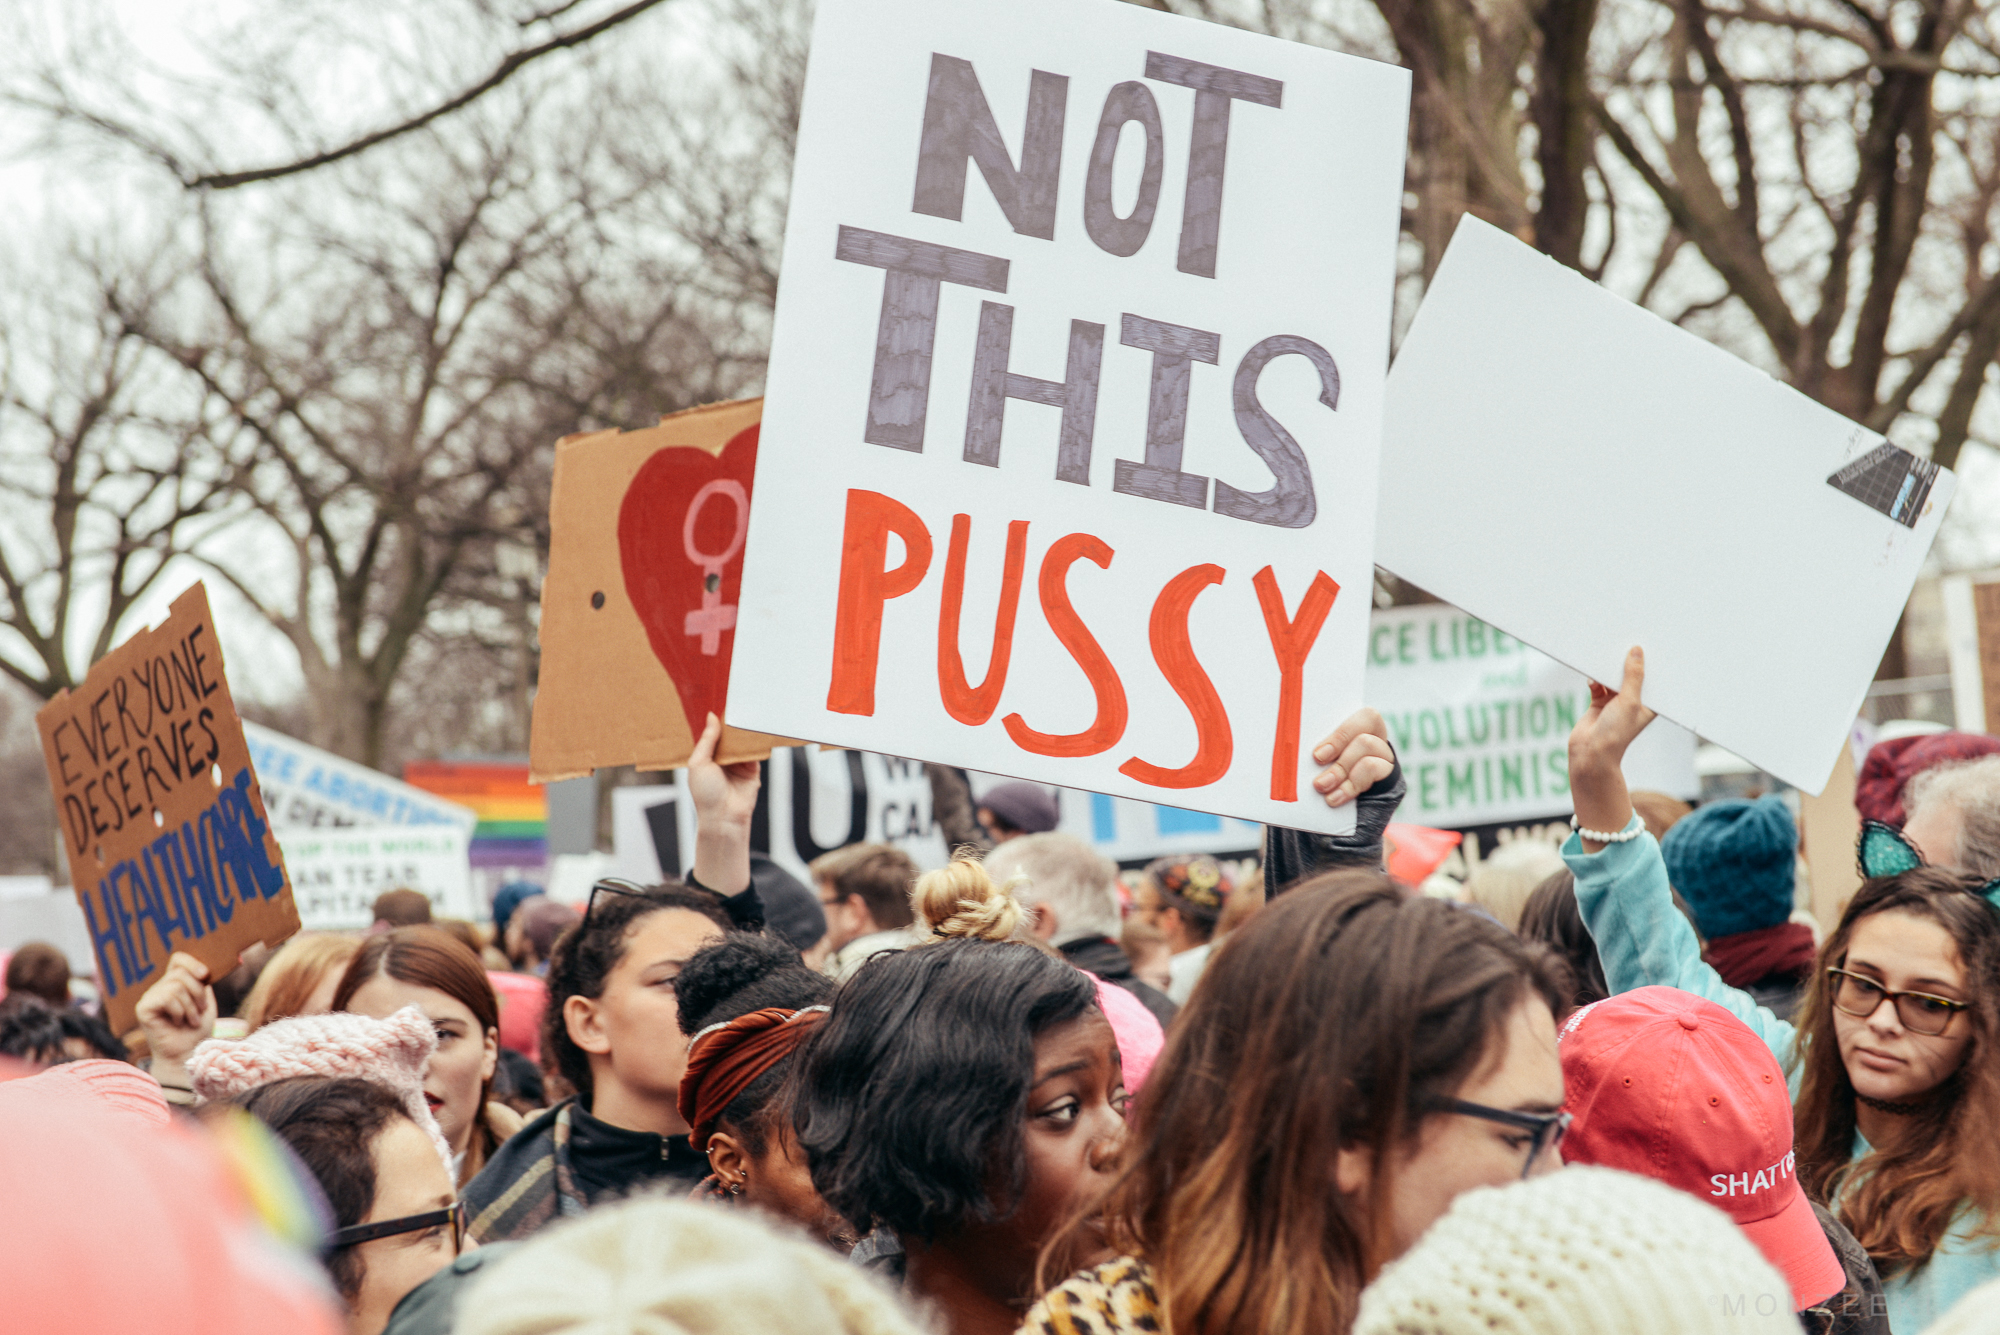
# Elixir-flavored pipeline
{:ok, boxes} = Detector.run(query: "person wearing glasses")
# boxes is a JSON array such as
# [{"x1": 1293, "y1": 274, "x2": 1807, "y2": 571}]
[
  {"x1": 462, "y1": 713, "x2": 765, "y2": 1243},
  {"x1": 1027, "y1": 866, "x2": 1571, "y2": 1335},
  {"x1": 1565, "y1": 648, "x2": 2000, "y2": 1333},
  {"x1": 236, "y1": 1076, "x2": 464, "y2": 1335}
]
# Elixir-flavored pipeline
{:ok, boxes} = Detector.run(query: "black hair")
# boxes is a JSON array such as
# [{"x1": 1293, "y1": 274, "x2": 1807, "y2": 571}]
[
  {"x1": 675, "y1": 934, "x2": 835, "y2": 1155},
  {"x1": 1515, "y1": 870, "x2": 1609, "y2": 1008},
  {"x1": 0, "y1": 998, "x2": 67, "y2": 1064},
  {"x1": 541, "y1": 881, "x2": 735, "y2": 1104},
  {"x1": 0, "y1": 998, "x2": 126, "y2": 1065},
  {"x1": 794, "y1": 938, "x2": 1097, "y2": 1243},
  {"x1": 236, "y1": 1075, "x2": 408, "y2": 1300}
]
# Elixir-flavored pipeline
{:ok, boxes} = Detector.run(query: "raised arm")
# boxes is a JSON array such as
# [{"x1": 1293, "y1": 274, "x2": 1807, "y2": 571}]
[
  {"x1": 686, "y1": 712, "x2": 765, "y2": 930},
  {"x1": 1564, "y1": 649, "x2": 1799, "y2": 1067},
  {"x1": 1264, "y1": 708, "x2": 1406, "y2": 895}
]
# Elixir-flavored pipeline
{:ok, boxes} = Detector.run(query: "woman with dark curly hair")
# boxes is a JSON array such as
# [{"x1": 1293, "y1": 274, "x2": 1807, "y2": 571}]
[{"x1": 796, "y1": 860, "x2": 1126, "y2": 1335}]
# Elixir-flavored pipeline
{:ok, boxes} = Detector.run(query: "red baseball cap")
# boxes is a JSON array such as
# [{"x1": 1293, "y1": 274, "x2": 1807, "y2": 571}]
[{"x1": 1558, "y1": 986, "x2": 1843, "y2": 1311}]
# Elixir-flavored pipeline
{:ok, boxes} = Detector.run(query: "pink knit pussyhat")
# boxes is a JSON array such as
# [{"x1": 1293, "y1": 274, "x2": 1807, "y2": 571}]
[{"x1": 189, "y1": 1005, "x2": 451, "y2": 1170}]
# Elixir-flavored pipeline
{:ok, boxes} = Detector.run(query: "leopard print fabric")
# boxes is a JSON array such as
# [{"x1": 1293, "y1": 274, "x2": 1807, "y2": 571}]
[{"x1": 1020, "y1": 1255, "x2": 1164, "y2": 1334}]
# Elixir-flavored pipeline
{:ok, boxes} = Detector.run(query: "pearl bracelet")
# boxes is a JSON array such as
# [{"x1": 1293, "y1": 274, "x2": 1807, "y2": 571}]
[{"x1": 1570, "y1": 812, "x2": 1645, "y2": 844}]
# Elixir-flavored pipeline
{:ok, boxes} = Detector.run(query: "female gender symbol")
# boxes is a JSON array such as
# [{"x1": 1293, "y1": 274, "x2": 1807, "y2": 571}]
[{"x1": 682, "y1": 479, "x2": 749, "y2": 655}]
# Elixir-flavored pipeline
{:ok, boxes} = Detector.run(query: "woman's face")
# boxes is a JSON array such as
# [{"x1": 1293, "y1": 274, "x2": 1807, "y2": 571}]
[
  {"x1": 718, "y1": 1116, "x2": 857, "y2": 1249},
  {"x1": 1350, "y1": 992, "x2": 1566, "y2": 1265},
  {"x1": 983, "y1": 1009, "x2": 1127, "y2": 1283},
  {"x1": 568, "y1": 908, "x2": 727, "y2": 1111},
  {"x1": 1832, "y1": 909, "x2": 1974, "y2": 1104},
  {"x1": 345, "y1": 975, "x2": 497, "y2": 1160},
  {"x1": 344, "y1": 1117, "x2": 460, "y2": 1335}
]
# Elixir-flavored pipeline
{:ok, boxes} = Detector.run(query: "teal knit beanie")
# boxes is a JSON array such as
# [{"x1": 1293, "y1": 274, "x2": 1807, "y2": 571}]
[{"x1": 1660, "y1": 795, "x2": 1797, "y2": 939}]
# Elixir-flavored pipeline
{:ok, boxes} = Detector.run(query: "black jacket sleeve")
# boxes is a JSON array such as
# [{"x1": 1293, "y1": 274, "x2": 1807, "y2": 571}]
[
  {"x1": 1262, "y1": 761, "x2": 1406, "y2": 897},
  {"x1": 684, "y1": 870, "x2": 764, "y2": 932}
]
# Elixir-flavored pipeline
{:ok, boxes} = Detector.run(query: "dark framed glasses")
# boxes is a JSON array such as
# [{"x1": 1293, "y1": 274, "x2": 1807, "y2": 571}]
[
  {"x1": 1431, "y1": 1098, "x2": 1572, "y2": 1179},
  {"x1": 1826, "y1": 967, "x2": 1968, "y2": 1036},
  {"x1": 328, "y1": 1199, "x2": 465, "y2": 1252},
  {"x1": 582, "y1": 877, "x2": 659, "y2": 930}
]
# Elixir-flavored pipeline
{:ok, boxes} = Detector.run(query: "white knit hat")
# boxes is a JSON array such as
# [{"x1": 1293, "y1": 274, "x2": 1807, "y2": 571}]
[
  {"x1": 1920, "y1": 1275, "x2": 2000, "y2": 1335},
  {"x1": 456, "y1": 1197, "x2": 928, "y2": 1335},
  {"x1": 1353, "y1": 1167, "x2": 1798, "y2": 1335}
]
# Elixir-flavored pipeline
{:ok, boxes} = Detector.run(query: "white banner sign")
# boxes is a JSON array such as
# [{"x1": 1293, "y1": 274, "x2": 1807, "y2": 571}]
[
  {"x1": 1366, "y1": 604, "x2": 1698, "y2": 827},
  {"x1": 277, "y1": 828, "x2": 476, "y2": 931},
  {"x1": 245, "y1": 721, "x2": 476, "y2": 834},
  {"x1": 731, "y1": 0, "x2": 1410, "y2": 834},
  {"x1": 610, "y1": 751, "x2": 1266, "y2": 891}
]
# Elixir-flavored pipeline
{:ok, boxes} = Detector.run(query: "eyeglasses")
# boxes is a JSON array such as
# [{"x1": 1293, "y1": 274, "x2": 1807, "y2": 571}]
[
  {"x1": 1826, "y1": 967, "x2": 1968, "y2": 1036},
  {"x1": 1431, "y1": 1098, "x2": 1572, "y2": 1180},
  {"x1": 328, "y1": 1199, "x2": 465, "y2": 1253},
  {"x1": 582, "y1": 877, "x2": 658, "y2": 930}
]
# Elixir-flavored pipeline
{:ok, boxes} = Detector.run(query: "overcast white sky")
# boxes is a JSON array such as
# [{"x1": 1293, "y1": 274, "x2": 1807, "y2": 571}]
[{"x1": 7, "y1": 0, "x2": 2000, "y2": 710}]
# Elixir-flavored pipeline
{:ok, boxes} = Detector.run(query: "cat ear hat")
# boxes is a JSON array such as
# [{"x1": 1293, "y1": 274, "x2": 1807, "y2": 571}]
[{"x1": 189, "y1": 1005, "x2": 452, "y2": 1171}]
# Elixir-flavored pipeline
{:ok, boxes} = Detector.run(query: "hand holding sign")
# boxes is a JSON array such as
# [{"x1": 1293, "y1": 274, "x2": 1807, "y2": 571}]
[
  {"x1": 134, "y1": 951, "x2": 217, "y2": 1093},
  {"x1": 1568, "y1": 647, "x2": 1659, "y2": 849},
  {"x1": 1309, "y1": 708, "x2": 1397, "y2": 809}
]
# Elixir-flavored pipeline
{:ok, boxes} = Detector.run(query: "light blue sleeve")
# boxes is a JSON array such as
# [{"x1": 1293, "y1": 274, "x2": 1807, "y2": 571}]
[
  {"x1": 1881, "y1": 1219, "x2": 2000, "y2": 1335},
  {"x1": 1564, "y1": 830, "x2": 1801, "y2": 1073}
]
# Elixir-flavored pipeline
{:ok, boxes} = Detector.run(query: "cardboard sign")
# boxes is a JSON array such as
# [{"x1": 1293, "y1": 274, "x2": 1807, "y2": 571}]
[
  {"x1": 1940, "y1": 573, "x2": 2000, "y2": 733},
  {"x1": 1377, "y1": 218, "x2": 1953, "y2": 794},
  {"x1": 1798, "y1": 744, "x2": 1862, "y2": 936},
  {"x1": 245, "y1": 721, "x2": 476, "y2": 833},
  {"x1": 35, "y1": 585, "x2": 298, "y2": 1031},
  {"x1": 531, "y1": 398, "x2": 793, "y2": 782},
  {"x1": 1366, "y1": 604, "x2": 1697, "y2": 826},
  {"x1": 277, "y1": 827, "x2": 476, "y2": 931},
  {"x1": 730, "y1": 0, "x2": 1411, "y2": 833}
]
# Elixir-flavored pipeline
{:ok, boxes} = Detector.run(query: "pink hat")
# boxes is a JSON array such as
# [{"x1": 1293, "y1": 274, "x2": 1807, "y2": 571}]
[
  {"x1": 1090, "y1": 975, "x2": 1163, "y2": 1093},
  {"x1": 189, "y1": 1004, "x2": 452, "y2": 1170},
  {"x1": 1559, "y1": 987, "x2": 1843, "y2": 1311},
  {"x1": 0, "y1": 1061, "x2": 342, "y2": 1335},
  {"x1": 20, "y1": 1057, "x2": 169, "y2": 1128}
]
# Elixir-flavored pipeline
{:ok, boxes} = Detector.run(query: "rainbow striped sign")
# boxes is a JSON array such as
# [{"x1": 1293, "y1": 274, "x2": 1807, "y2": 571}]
[{"x1": 403, "y1": 760, "x2": 546, "y2": 869}]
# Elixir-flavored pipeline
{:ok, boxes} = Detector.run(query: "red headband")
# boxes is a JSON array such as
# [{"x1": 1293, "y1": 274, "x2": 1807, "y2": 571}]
[{"x1": 677, "y1": 1006, "x2": 829, "y2": 1151}]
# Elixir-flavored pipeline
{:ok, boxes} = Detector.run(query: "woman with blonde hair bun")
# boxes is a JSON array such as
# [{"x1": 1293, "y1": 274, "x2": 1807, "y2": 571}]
[{"x1": 911, "y1": 857, "x2": 1030, "y2": 944}]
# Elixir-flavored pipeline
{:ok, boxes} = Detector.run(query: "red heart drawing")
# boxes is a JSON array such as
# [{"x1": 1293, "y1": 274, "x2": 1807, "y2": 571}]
[{"x1": 618, "y1": 425, "x2": 760, "y2": 738}]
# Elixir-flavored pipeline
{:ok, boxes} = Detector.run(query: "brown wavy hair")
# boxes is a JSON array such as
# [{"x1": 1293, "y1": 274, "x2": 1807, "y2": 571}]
[
  {"x1": 334, "y1": 926, "x2": 502, "y2": 1185},
  {"x1": 1066, "y1": 870, "x2": 1567, "y2": 1334},
  {"x1": 1792, "y1": 867, "x2": 2000, "y2": 1276},
  {"x1": 239, "y1": 933, "x2": 361, "y2": 1030}
]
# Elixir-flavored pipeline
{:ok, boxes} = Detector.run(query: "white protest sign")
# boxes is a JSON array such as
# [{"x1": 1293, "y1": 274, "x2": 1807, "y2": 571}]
[
  {"x1": 609, "y1": 753, "x2": 1266, "y2": 890},
  {"x1": 730, "y1": 0, "x2": 1410, "y2": 834},
  {"x1": 244, "y1": 721, "x2": 476, "y2": 834},
  {"x1": 277, "y1": 827, "x2": 476, "y2": 931},
  {"x1": 1377, "y1": 218, "x2": 1952, "y2": 794},
  {"x1": 1366, "y1": 604, "x2": 1697, "y2": 826},
  {"x1": 610, "y1": 751, "x2": 950, "y2": 889}
]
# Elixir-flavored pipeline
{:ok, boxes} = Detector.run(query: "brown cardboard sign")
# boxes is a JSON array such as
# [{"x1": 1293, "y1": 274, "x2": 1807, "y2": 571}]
[
  {"x1": 36, "y1": 584, "x2": 298, "y2": 1033},
  {"x1": 531, "y1": 398, "x2": 795, "y2": 782}
]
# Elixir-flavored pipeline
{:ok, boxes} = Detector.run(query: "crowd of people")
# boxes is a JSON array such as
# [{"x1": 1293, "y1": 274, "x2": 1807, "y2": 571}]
[{"x1": 6, "y1": 690, "x2": 2000, "y2": 1335}]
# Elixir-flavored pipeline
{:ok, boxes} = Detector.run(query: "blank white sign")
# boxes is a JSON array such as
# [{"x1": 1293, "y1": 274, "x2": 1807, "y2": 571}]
[{"x1": 1377, "y1": 217, "x2": 1952, "y2": 794}]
